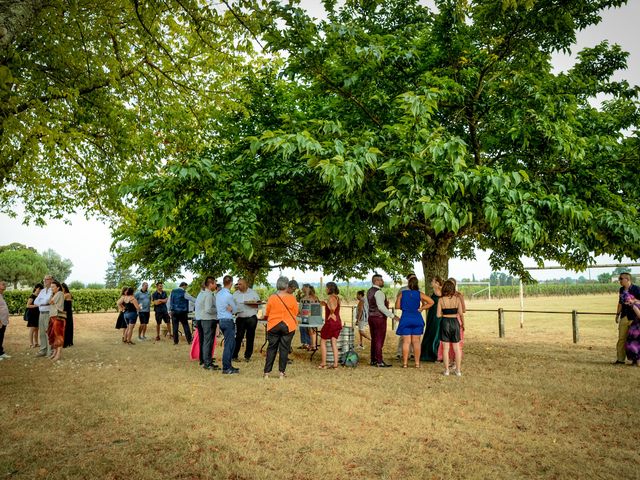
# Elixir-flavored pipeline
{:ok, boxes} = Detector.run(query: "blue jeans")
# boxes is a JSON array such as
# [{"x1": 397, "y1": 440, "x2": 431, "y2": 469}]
[
  {"x1": 300, "y1": 327, "x2": 311, "y2": 346},
  {"x1": 219, "y1": 319, "x2": 236, "y2": 371}
]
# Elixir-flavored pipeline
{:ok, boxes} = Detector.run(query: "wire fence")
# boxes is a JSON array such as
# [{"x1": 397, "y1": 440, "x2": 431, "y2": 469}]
[{"x1": 467, "y1": 308, "x2": 617, "y2": 343}]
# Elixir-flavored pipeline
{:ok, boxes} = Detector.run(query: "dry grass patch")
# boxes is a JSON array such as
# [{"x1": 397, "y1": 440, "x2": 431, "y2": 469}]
[{"x1": 0, "y1": 294, "x2": 637, "y2": 479}]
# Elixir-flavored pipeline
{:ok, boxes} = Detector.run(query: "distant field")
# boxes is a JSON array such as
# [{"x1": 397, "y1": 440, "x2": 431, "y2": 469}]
[{"x1": 0, "y1": 294, "x2": 637, "y2": 479}]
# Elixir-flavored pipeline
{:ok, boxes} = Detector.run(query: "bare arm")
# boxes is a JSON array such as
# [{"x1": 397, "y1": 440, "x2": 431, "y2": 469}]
[
  {"x1": 394, "y1": 292, "x2": 402, "y2": 310},
  {"x1": 458, "y1": 292, "x2": 467, "y2": 313},
  {"x1": 419, "y1": 292, "x2": 434, "y2": 311},
  {"x1": 458, "y1": 298, "x2": 465, "y2": 329},
  {"x1": 437, "y1": 299, "x2": 442, "y2": 318}
]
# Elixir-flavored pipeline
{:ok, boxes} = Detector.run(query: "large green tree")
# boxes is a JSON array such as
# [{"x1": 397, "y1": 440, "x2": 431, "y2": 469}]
[
  {"x1": 41, "y1": 249, "x2": 73, "y2": 282},
  {"x1": 112, "y1": 67, "x2": 415, "y2": 285},
  {"x1": 0, "y1": 247, "x2": 47, "y2": 289},
  {"x1": 0, "y1": 0, "x2": 256, "y2": 221},
  {"x1": 239, "y1": 0, "x2": 640, "y2": 283}
]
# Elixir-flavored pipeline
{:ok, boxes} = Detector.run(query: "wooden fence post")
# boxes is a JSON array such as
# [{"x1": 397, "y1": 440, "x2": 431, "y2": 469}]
[
  {"x1": 572, "y1": 310, "x2": 579, "y2": 344},
  {"x1": 498, "y1": 308, "x2": 505, "y2": 338}
]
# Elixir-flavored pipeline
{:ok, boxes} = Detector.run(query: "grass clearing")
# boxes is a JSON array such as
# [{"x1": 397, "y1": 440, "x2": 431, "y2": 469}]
[{"x1": 0, "y1": 294, "x2": 637, "y2": 479}]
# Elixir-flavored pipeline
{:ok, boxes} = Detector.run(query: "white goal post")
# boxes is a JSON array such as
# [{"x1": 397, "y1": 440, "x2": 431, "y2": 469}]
[{"x1": 457, "y1": 281, "x2": 491, "y2": 300}]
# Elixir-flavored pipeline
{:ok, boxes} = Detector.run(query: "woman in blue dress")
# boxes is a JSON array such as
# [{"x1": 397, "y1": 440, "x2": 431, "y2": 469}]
[{"x1": 395, "y1": 277, "x2": 434, "y2": 368}]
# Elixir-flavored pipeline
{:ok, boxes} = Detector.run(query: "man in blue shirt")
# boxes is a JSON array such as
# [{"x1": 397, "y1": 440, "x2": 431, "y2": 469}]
[
  {"x1": 135, "y1": 282, "x2": 151, "y2": 341},
  {"x1": 169, "y1": 282, "x2": 195, "y2": 345},
  {"x1": 216, "y1": 275, "x2": 238, "y2": 374}
]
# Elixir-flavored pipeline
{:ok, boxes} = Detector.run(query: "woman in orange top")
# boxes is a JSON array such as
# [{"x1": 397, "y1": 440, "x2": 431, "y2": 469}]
[{"x1": 263, "y1": 276, "x2": 299, "y2": 379}]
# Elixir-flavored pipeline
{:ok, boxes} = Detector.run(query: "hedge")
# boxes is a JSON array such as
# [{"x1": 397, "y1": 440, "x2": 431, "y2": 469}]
[{"x1": 4, "y1": 289, "x2": 121, "y2": 315}]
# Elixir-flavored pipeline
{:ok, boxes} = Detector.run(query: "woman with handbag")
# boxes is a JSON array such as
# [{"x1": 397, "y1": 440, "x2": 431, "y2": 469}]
[
  {"x1": 47, "y1": 280, "x2": 66, "y2": 362},
  {"x1": 262, "y1": 276, "x2": 299, "y2": 379}
]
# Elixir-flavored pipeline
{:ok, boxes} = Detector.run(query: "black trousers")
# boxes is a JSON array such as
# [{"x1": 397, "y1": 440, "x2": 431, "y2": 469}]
[
  {"x1": 0, "y1": 324, "x2": 5, "y2": 356},
  {"x1": 200, "y1": 319, "x2": 218, "y2": 367},
  {"x1": 195, "y1": 320, "x2": 204, "y2": 364},
  {"x1": 233, "y1": 315, "x2": 258, "y2": 360},
  {"x1": 171, "y1": 311, "x2": 192, "y2": 344},
  {"x1": 264, "y1": 321, "x2": 295, "y2": 374}
]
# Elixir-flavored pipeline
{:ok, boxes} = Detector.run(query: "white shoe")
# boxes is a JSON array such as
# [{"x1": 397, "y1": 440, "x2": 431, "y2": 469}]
[
  {"x1": 443, "y1": 370, "x2": 450, "y2": 376},
  {"x1": 0, "y1": 353, "x2": 11, "y2": 359},
  {"x1": 455, "y1": 370, "x2": 462, "y2": 377}
]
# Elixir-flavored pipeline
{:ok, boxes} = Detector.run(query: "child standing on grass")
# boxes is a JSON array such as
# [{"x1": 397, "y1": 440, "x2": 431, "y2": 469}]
[
  {"x1": 437, "y1": 280, "x2": 464, "y2": 376},
  {"x1": 319, "y1": 282, "x2": 342, "y2": 369},
  {"x1": 356, "y1": 290, "x2": 370, "y2": 349}
]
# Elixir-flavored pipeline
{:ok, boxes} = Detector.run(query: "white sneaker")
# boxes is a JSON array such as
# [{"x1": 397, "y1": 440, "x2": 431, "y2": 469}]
[
  {"x1": 0, "y1": 353, "x2": 11, "y2": 359},
  {"x1": 455, "y1": 371, "x2": 462, "y2": 377},
  {"x1": 443, "y1": 370, "x2": 450, "y2": 376}
]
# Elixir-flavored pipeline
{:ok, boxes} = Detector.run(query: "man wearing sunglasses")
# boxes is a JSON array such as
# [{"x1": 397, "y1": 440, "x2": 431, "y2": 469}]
[{"x1": 614, "y1": 272, "x2": 640, "y2": 364}]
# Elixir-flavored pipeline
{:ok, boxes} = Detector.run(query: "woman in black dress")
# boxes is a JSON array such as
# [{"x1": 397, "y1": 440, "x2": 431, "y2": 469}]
[
  {"x1": 26, "y1": 283, "x2": 43, "y2": 348},
  {"x1": 62, "y1": 283, "x2": 74, "y2": 348},
  {"x1": 420, "y1": 277, "x2": 443, "y2": 362}
]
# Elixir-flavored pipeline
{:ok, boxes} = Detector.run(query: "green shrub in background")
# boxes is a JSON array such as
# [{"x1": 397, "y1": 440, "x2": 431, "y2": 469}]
[{"x1": 4, "y1": 289, "x2": 122, "y2": 315}]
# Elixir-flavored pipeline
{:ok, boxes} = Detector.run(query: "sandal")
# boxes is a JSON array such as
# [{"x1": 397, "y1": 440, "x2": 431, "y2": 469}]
[
  {"x1": 330, "y1": 364, "x2": 339, "y2": 369},
  {"x1": 402, "y1": 364, "x2": 408, "y2": 368},
  {"x1": 318, "y1": 364, "x2": 327, "y2": 369},
  {"x1": 415, "y1": 364, "x2": 421, "y2": 368}
]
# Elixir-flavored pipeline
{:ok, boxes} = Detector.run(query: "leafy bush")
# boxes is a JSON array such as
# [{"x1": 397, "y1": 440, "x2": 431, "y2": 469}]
[
  {"x1": 4, "y1": 289, "x2": 122, "y2": 315},
  {"x1": 68, "y1": 280, "x2": 85, "y2": 289},
  {"x1": 86, "y1": 283, "x2": 105, "y2": 289}
]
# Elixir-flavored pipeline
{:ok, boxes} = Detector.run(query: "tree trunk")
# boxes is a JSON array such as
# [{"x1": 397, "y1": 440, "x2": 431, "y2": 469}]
[
  {"x1": 244, "y1": 269, "x2": 258, "y2": 288},
  {"x1": 421, "y1": 236, "x2": 452, "y2": 294},
  {"x1": 0, "y1": 0, "x2": 44, "y2": 53}
]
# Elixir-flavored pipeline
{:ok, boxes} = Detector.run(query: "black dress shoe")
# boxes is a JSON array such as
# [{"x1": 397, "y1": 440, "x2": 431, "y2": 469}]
[
  {"x1": 376, "y1": 362, "x2": 392, "y2": 368},
  {"x1": 612, "y1": 360, "x2": 626, "y2": 365},
  {"x1": 370, "y1": 361, "x2": 377, "y2": 366},
  {"x1": 222, "y1": 369, "x2": 239, "y2": 375},
  {"x1": 202, "y1": 364, "x2": 219, "y2": 371}
]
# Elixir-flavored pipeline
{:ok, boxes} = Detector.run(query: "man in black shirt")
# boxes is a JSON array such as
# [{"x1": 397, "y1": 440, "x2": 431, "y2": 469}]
[
  {"x1": 152, "y1": 282, "x2": 170, "y2": 341},
  {"x1": 614, "y1": 272, "x2": 640, "y2": 364}
]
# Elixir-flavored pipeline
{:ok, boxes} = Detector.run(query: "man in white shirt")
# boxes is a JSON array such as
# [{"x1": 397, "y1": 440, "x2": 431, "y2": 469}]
[
  {"x1": 34, "y1": 275, "x2": 53, "y2": 357},
  {"x1": 0, "y1": 281, "x2": 10, "y2": 360},
  {"x1": 232, "y1": 278, "x2": 261, "y2": 362},
  {"x1": 364, "y1": 274, "x2": 399, "y2": 367}
]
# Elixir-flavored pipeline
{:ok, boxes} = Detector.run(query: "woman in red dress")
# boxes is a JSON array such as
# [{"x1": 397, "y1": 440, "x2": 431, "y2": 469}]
[{"x1": 318, "y1": 282, "x2": 342, "y2": 369}]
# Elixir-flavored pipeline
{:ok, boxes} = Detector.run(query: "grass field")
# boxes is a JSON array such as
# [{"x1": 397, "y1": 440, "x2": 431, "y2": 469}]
[{"x1": 0, "y1": 294, "x2": 638, "y2": 479}]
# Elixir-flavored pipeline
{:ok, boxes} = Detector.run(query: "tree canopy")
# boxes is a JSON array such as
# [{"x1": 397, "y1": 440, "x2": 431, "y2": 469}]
[
  {"x1": 240, "y1": 0, "x2": 640, "y2": 282},
  {"x1": 0, "y1": 247, "x2": 47, "y2": 289},
  {"x1": 41, "y1": 248, "x2": 73, "y2": 282},
  {"x1": 0, "y1": 0, "x2": 256, "y2": 221},
  {"x1": 2, "y1": 0, "x2": 639, "y2": 285}
]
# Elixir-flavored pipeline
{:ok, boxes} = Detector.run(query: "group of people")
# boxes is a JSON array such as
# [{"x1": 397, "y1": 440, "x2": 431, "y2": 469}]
[
  {"x1": 352, "y1": 273, "x2": 465, "y2": 375},
  {"x1": 109, "y1": 271, "x2": 467, "y2": 376},
  {"x1": 0, "y1": 275, "x2": 74, "y2": 363},
  {"x1": 2, "y1": 270, "x2": 637, "y2": 372}
]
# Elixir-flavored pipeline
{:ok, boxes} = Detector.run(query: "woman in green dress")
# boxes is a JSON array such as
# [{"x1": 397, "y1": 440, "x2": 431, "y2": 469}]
[{"x1": 420, "y1": 276, "x2": 443, "y2": 362}]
